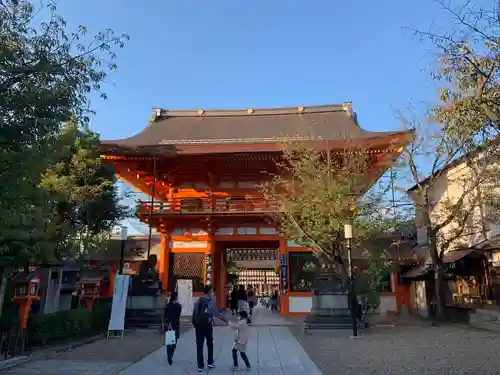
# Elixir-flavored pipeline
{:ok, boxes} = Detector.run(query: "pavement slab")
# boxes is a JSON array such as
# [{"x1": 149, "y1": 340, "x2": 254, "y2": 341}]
[{"x1": 118, "y1": 325, "x2": 324, "y2": 375}]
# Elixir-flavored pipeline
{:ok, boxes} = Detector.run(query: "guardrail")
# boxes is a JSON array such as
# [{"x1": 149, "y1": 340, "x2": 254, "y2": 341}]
[{"x1": 138, "y1": 196, "x2": 279, "y2": 215}]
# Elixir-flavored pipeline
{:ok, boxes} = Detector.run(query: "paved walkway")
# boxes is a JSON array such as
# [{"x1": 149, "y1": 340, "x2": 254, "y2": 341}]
[
  {"x1": 0, "y1": 308, "x2": 318, "y2": 375},
  {"x1": 119, "y1": 325, "x2": 323, "y2": 375}
]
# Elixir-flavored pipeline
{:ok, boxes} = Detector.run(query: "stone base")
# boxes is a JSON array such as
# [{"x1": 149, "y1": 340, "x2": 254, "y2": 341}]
[{"x1": 304, "y1": 293, "x2": 361, "y2": 331}]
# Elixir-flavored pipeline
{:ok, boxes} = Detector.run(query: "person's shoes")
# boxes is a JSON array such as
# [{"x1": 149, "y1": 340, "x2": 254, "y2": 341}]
[
  {"x1": 232, "y1": 366, "x2": 240, "y2": 371},
  {"x1": 167, "y1": 358, "x2": 173, "y2": 365},
  {"x1": 197, "y1": 367, "x2": 204, "y2": 372},
  {"x1": 208, "y1": 363, "x2": 216, "y2": 369}
]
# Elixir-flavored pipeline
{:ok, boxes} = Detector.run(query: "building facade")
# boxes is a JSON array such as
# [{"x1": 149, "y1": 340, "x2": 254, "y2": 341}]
[{"x1": 100, "y1": 103, "x2": 412, "y2": 315}]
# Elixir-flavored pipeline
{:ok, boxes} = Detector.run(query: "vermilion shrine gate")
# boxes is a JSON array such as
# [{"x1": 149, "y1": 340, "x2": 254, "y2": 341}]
[{"x1": 100, "y1": 102, "x2": 414, "y2": 315}]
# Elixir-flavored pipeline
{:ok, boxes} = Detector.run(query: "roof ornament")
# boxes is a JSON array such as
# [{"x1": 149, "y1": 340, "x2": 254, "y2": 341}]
[
  {"x1": 150, "y1": 108, "x2": 162, "y2": 123},
  {"x1": 343, "y1": 101, "x2": 353, "y2": 117}
]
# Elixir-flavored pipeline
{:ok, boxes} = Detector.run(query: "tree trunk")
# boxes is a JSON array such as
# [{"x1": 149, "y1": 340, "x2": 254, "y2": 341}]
[
  {"x1": 433, "y1": 262, "x2": 448, "y2": 321},
  {"x1": 0, "y1": 267, "x2": 9, "y2": 317}
]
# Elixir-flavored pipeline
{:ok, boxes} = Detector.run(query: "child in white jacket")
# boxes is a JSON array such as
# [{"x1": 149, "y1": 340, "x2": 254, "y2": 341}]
[{"x1": 229, "y1": 310, "x2": 251, "y2": 371}]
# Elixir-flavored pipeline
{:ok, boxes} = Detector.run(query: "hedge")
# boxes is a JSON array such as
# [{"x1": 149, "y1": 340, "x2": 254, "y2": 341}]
[{"x1": 27, "y1": 302, "x2": 110, "y2": 347}]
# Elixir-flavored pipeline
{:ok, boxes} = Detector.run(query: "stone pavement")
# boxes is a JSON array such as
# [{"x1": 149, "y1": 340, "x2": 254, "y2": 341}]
[
  {"x1": 119, "y1": 325, "x2": 323, "y2": 375},
  {"x1": 0, "y1": 308, "x2": 316, "y2": 375},
  {"x1": 0, "y1": 329, "x2": 169, "y2": 375}
]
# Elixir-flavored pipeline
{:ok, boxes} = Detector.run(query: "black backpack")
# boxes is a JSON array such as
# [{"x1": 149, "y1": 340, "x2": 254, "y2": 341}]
[{"x1": 194, "y1": 298, "x2": 211, "y2": 326}]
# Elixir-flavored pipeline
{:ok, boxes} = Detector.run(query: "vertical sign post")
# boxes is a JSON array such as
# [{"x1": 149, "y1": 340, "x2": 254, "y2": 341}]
[
  {"x1": 280, "y1": 254, "x2": 287, "y2": 295},
  {"x1": 205, "y1": 253, "x2": 213, "y2": 287}
]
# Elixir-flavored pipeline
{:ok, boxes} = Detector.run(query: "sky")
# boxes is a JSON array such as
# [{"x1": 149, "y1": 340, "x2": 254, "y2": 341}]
[{"x1": 48, "y1": 0, "x2": 456, "y2": 234}]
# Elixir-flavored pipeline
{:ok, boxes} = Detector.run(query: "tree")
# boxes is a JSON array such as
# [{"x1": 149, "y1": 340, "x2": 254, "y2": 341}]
[
  {"x1": 411, "y1": 0, "x2": 499, "y2": 140},
  {"x1": 226, "y1": 259, "x2": 239, "y2": 285},
  {"x1": 40, "y1": 120, "x2": 130, "y2": 261},
  {"x1": 400, "y1": 0, "x2": 500, "y2": 320},
  {"x1": 399, "y1": 109, "x2": 500, "y2": 320},
  {"x1": 0, "y1": 0, "x2": 128, "y2": 266},
  {"x1": 265, "y1": 144, "x2": 404, "y2": 315}
]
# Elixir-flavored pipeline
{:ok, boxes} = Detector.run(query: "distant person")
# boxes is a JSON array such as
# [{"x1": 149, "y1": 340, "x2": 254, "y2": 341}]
[
  {"x1": 237, "y1": 285, "x2": 251, "y2": 324},
  {"x1": 164, "y1": 291, "x2": 182, "y2": 365},
  {"x1": 230, "y1": 286, "x2": 238, "y2": 315},
  {"x1": 247, "y1": 286, "x2": 257, "y2": 317},
  {"x1": 192, "y1": 285, "x2": 227, "y2": 372},
  {"x1": 229, "y1": 310, "x2": 251, "y2": 371},
  {"x1": 270, "y1": 290, "x2": 279, "y2": 311}
]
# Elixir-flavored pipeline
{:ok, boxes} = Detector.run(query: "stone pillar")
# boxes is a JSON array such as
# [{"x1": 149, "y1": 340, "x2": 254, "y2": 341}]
[{"x1": 159, "y1": 232, "x2": 171, "y2": 294}]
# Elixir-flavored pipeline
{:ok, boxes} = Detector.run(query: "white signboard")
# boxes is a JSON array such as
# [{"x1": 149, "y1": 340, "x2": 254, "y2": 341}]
[
  {"x1": 108, "y1": 275, "x2": 130, "y2": 332},
  {"x1": 177, "y1": 279, "x2": 193, "y2": 316},
  {"x1": 110, "y1": 225, "x2": 128, "y2": 241}
]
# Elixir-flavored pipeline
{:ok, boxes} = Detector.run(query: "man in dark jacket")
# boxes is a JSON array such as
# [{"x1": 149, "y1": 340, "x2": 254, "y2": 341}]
[
  {"x1": 164, "y1": 291, "x2": 182, "y2": 365},
  {"x1": 192, "y1": 285, "x2": 225, "y2": 372}
]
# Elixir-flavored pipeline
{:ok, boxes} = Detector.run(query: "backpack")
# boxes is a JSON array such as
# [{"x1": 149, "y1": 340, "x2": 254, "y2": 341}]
[{"x1": 194, "y1": 298, "x2": 211, "y2": 326}]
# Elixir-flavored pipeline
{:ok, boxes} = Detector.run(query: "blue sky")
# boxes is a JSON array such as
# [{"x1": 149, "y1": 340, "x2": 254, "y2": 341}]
[{"x1": 50, "y1": 0, "x2": 454, "y2": 234}]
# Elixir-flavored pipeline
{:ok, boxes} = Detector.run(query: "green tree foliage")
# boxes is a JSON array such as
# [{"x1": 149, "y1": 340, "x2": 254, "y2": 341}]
[
  {"x1": 0, "y1": 0, "x2": 128, "y2": 266},
  {"x1": 266, "y1": 144, "x2": 402, "y2": 311},
  {"x1": 414, "y1": 0, "x2": 499, "y2": 142},
  {"x1": 226, "y1": 259, "x2": 239, "y2": 285},
  {"x1": 40, "y1": 121, "x2": 130, "y2": 260}
]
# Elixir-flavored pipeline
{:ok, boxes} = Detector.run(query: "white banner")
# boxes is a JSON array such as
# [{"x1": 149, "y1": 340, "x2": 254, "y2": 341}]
[
  {"x1": 177, "y1": 279, "x2": 193, "y2": 316},
  {"x1": 108, "y1": 275, "x2": 130, "y2": 331}
]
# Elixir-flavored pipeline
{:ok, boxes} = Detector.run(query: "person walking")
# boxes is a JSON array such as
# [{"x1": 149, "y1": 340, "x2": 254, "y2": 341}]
[
  {"x1": 192, "y1": 285, "x2": 226, "y2": 372},
  {"x1": 236, "y1": 285, "x2": 251, "y2": 324},
  {"x1": 247, "y1": 285, "x2": 257, "y2": 318},
  {"x1": 164, "y1": 291, "x2": 182, "y2": 365},
  {"x1": 229, "y1": 310, "x2": 251, "y2": 371},
  {"x1": 230, "y1": 286, "x2": 238, "y2": 316}
]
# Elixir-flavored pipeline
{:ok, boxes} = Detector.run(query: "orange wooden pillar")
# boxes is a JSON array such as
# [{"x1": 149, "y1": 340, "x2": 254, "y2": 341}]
[
  {"x1": 159, "y1": 232, "x2": 171, "y2": 294},
  {"x1": 394, "y1": 272, "x2": 412, "y2": 314},
  {"x1": 279, "y1": 237, "x2": 289, "y2": 315}
]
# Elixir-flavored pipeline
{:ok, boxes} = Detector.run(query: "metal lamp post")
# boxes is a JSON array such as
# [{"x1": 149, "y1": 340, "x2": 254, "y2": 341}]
[{"x1": 344, "y1": 223, "x2": 358, "y2": 337}]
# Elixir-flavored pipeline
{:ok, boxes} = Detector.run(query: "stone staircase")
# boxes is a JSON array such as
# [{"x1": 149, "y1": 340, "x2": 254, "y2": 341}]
[{"x1": 125, "y1": 308, "x2": 163, "y2": 329}]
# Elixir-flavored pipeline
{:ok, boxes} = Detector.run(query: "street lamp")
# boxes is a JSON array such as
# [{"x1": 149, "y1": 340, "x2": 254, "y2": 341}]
[{"x1": 344, "y1": 223, "x2": 358, "y2": 337}]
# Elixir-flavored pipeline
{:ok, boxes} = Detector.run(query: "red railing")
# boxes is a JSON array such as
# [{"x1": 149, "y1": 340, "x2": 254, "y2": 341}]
[{"x1": 138, "y1": 196, "x2": 279, "y2": 215}]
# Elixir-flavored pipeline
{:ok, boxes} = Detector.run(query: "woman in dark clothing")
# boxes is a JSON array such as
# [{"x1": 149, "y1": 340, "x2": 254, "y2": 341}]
[
  {"x1": 230, "y1": 287, "x2": 238, "y2": 315},
  {"x1": 164, "y1": 292, "x2": 182, "y2": 365}
]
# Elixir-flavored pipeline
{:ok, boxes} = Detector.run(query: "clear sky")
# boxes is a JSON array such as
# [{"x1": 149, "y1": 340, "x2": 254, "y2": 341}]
[{"x1": 51, "y1": 0, "x2": 453, "y2": 234}]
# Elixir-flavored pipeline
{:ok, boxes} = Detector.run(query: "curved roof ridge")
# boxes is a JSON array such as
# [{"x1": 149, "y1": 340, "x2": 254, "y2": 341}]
[{"x1": 151, "y1": 103, "x2": 349, "y2": 121}]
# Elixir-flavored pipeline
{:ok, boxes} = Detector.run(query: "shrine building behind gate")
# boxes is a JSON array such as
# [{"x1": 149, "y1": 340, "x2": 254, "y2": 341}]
[{"x1": 100, "y1": 102, "x2": 413, "y2": 315}]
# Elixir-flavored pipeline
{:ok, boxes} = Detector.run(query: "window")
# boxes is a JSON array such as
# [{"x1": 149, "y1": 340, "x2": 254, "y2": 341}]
[{"x1": 288, "y1": 252, "x2": 321, "y2": 292}]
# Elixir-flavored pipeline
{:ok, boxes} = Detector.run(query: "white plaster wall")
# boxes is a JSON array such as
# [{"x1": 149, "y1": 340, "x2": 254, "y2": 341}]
[
  {"x1": 260, "y1": 227, "x2": 277, "y2": 235},
  {"x1": 379, "y1": 295, "x2": 397, "y2": 313},
  {"x1": 289, "y1": 296, "x2": 312, "y2": 313},
  {"x1": 215, "y1": 227, "x2": 234, "y2": 235}
]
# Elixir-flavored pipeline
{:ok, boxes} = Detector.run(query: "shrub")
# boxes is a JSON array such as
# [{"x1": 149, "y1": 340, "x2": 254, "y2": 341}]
[{"x1": 28, "y1": 302, "x2": 109, "y2": 347}]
